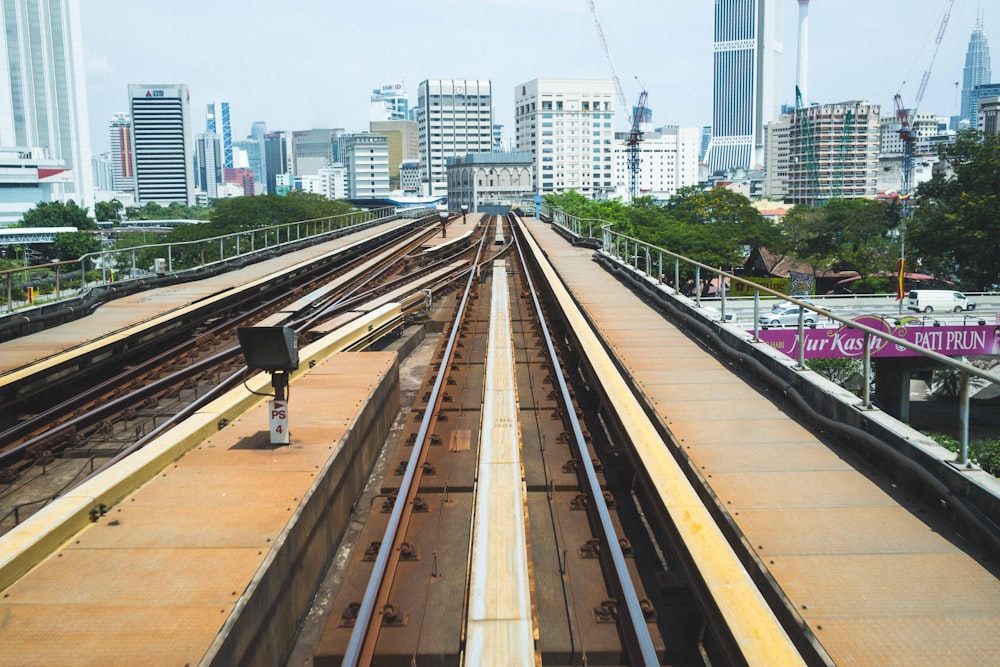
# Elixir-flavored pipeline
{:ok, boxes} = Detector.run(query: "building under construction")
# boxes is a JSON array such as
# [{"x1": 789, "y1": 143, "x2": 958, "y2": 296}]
[{"x1": 764, "y1": 100, "x2": 881, "y2": 205}]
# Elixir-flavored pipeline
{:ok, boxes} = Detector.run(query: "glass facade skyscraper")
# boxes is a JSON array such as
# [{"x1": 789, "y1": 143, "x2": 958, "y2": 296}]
[
  {"x1": 0, "y1": 0, "x2": 93, "y2": 206},
  {"x1": 705, "y1": 0, "x2": 782, "y2": 174},
  {"x1": 206, "y1": 100, "x2": 233, "y2": 169},
  {"x1": 958, "y1": 21, "x2": 992, "y2": 129}
]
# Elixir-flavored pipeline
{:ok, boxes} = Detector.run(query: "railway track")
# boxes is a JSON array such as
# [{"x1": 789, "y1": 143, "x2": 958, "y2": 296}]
[
  {"x1": 1, "y1": 214, "x2": 818, "y2": 664},
  {"x1": 0, "y1": 214, "x2": 486, "y2": 533},
  {"x1": 315, "y1": 215, "x2": 670, "y2": 664}
]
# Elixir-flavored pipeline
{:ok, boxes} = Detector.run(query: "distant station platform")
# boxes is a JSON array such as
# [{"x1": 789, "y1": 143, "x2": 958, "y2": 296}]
[{"x1": 0, "y1": 217, "x2": 411, "y2": 375}]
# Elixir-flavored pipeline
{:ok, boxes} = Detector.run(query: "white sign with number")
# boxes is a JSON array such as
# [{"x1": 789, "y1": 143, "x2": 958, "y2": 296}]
[{"x1": 269, "y1": 399, "x2": 290, "y2": 445}]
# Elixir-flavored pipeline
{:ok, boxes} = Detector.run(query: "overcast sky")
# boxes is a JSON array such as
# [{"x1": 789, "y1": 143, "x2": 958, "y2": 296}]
[{"x1": 80, "y1": 0, "x2": 998, "y2": 154}]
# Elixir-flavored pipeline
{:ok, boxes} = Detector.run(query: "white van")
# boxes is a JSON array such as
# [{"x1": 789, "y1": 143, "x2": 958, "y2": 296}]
[{"x1": 906, "y1": 290, "x2": 976, "y2": 313}]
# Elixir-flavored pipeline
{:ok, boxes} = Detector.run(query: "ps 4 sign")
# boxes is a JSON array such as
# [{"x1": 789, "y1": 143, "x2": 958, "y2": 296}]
[{"x1": 757, "y1": 315, "x2": 1000, "y2": 360}]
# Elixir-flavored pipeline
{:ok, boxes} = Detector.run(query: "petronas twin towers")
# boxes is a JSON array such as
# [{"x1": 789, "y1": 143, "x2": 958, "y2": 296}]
[{"x1": 957, "y1": 19, "x2": 992, "y2": 129}]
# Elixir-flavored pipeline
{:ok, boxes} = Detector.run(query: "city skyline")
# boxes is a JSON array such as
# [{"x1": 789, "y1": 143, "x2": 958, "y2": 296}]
[{"x1": 80, "y1": 1, "x2": 998, "y2": 157}]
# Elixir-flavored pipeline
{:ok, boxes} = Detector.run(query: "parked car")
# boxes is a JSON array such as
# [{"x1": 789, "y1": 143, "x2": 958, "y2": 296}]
[
  {"x1": 759, "y1": 300, "x2": 818, "y2": 328},
  {"x1": 906, "y1": 290, "x2": 976, "y2": 313}
]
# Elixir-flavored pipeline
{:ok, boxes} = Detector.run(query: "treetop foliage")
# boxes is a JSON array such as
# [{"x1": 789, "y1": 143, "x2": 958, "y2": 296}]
[
  {"x1": 910, "y1": 131, "x2": 1000, "y2": 290},
  {"x1": 20, "y1": 200, "x2": 97, "y2": 231}
]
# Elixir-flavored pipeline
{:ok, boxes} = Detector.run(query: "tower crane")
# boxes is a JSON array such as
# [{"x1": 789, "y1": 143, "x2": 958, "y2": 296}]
[
  {"x1": 895, "y1": 0, "x2": 955, "y2": 211},
  {"x1": 893, "y1": 0, "x2": 954, "y2": 304},
  {"x1": 584, "y1": 0, "x2": 648, "y2": 200}
]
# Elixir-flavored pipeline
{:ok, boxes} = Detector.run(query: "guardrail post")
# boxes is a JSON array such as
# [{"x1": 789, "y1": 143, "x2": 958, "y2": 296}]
[
  {"x1": 674, "y1": 258, "x2": 679, "y2": 295},
  {"x1": 753, "y1": 289, "x2": 760, "y2": 340},
  {"x1": 797, "y1": 310, "x2": 806, "y2": 369},
  {"x1": 168, "y1": 245, "x2": 173, "y2": 272},
  {"x1": 862, "y1": 333, "x2": 872, "y2": 408},
  {"x1": 658, "y1": 251, "x2": 663, "y2": 283},
  {"x1": 719, "y1": 268, "x2": 727, "y2": 322},
  {"x1": 959, "y1": 371, "x2": 970, "y2": 467},
  {"x1": 695, "y1": 266, "x2": 701, "y2": 308}
]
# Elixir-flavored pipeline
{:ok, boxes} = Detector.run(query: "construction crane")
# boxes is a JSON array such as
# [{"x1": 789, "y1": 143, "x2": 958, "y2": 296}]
[
  {"x1": 895, "y1": 0, "x2": 955, "y2": 212},
  {"x1": 893, "y1": 0, "x2": 954, "y2": 306},
  {"x1": 627, "y1": 91, "x2": 649, "y2": 201},
  {"x1": 795, "y1": 85, "x2": 821, "y2": 205},
  {"x1": 833, "y1": 109, "x2": 853, "y2": 200},
  {"x1": 584, "y1": 0, "x2": 648, "y2": 200}
]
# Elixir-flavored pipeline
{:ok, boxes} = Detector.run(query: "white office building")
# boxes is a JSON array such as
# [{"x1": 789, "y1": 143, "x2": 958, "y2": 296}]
[
  {"x1": 370, "y1": 82, "x2": 410, "y2": 122},
  {"x1": 0, "y1": 0, "x2": 93, "y2": 207},
  {"x1": 612, "y1": 126, "x2": 700, "y2": 200},
  {"x1": 301, "y1": 165, "x2": 347, "y2": 200},
  {"x1": 514, "y1": 78, "x2": 616, "y2": 198},
  {"x1": 345, "y1": 133, "x2": 389, "y2": 198},
  {"x1": 418, "y1": 79, "x2": 494, "y2": 196},
  {"x1": 128, "y1": 84, "x2": 194, "y2": 205},
  {"x1": 704, "y1": 0, "x2": 783, "y2": 174}
]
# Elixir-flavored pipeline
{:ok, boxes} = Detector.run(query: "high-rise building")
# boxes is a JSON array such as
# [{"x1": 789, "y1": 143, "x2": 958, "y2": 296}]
[
  {"x1": 109, "y1": 113, "x2": 134, "y2": 195},
  {"x1": 612, "y1": 125, "x2": 700, "y2": 200},
  {"x1": 128, "y1": 84, "x2": 194, "y2": 205},
  {"x1": 264, "y1": 131, "x2": 291, "y2": 195},
  {"x1": 223, "y1": 168, "x2": 254, "y2": 197},
  {"x1": 291, "y1": 129, "x2": 343, "y2": 176},
  {"x1": 514, "y1": 78, "x2": 616, "y2": 198},
  {"x1": 370, "y1": 120, "x2": 419, "y2": 191},
  {"x1": 979, "y1": 96, "x2": 1000, "y2": 135},
  {"x1": 765, "y1": 100, "x2": 880, "y2": 204},
  {"x1": 370, "y1": 82, "x2": 410, "y2": 122},
  {"x1": 233, "y1": 138, "x2": 264, "y2": 194},
  {"x1": 418, "y1": 79, "x2": 494, "y2": 196},
  {"x1": 954, "y1": 20, "x2": 992, "y2": 130},
  {"x1": 195, "y1": 132, "x2": 221, "y2": 199},
  {"x1": 206, "y1": 100, "x2": 233, "y2": 168},
  {"x1": 344, "y1": 133, "x2": 389, "y2": 198},
  {"x1": 705, "y1": 0, "x2": 783, "y2": 174},
  {"x1": 0, "y1": 0, "x2": 93, "y2": 207}
]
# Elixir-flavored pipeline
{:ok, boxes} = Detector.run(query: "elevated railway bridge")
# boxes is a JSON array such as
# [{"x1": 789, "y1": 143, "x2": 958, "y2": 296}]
[{"x1": 0, "y1": 210, "x2": 998, "y2": 665}]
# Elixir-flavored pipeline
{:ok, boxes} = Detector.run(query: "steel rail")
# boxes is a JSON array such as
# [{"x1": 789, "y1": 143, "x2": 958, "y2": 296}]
[
  {"x1": 342, "y1": 219, "x2": 491, "y2": 666},
  {"x1": 509, "y1": 213, "x2": 659, "y2": 665}
]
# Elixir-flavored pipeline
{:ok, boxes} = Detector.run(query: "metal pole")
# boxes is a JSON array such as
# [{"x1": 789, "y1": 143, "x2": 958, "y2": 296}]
[
  {"x1": 753, "y1": 289, "x2": 760, "y2": 341},
  {"x1": 719, "y1": 268, "x2": 727, "y2": 322},
  {"x1": 959, "y1": 371, "x2": 970, "y2": 466},
  {"x1": 695, "y1": 266, "x2": 701, "y2": 308},
  {"x1": 797, "y1": 310, "x2": 806, "y2": 369},
  {"x1": 862, "y1": 333, "x2": 872, "y2": 408},
  {"x1": 674, "y1": 258, "x2": 680, "y2": 295}
]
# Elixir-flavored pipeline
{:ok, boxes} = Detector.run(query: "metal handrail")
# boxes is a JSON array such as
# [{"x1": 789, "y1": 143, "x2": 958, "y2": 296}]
[{"x1": 1, "y1": 208, "x2": 394, "y2": 314}]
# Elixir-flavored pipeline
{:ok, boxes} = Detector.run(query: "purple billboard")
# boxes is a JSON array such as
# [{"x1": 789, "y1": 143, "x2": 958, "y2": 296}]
[{"x1": 757, "y1": 315, "x2": 1000, "y2": 360}]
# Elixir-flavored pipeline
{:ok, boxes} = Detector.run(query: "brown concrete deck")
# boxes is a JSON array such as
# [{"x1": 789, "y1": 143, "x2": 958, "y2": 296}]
[{"x1": 0, "y1": 351, "x2": 398, "y2": 666}]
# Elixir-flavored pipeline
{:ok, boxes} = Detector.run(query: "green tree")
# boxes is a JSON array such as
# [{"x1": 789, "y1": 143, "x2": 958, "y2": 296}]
[
  {"x1": 909, "y1": 131, "x2": 1000, "y2": 290},
  {"x1": 658, "y1": 186, "x2": 784, "y2": 268},
  {"x1": 781, "y1": 199, "x2": 899, "y2": 286},
  {"x1": 95, "y1": 199, "x2": 123, "y2": 223},
  {"x1": 21, "y1": 200, "x2": 97, "y2": 230},
  {"x1": 51, "y1": 231, "x2": 101, "y2": 260}
]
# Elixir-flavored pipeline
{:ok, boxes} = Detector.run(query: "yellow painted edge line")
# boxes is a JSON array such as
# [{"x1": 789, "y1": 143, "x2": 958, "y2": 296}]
[
  {"x1": 518, "y1": 220, "x2": 806, "y2": 666},
  {"x1": 0, "y1": 303, "x2": 403, "y2": 591}
]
